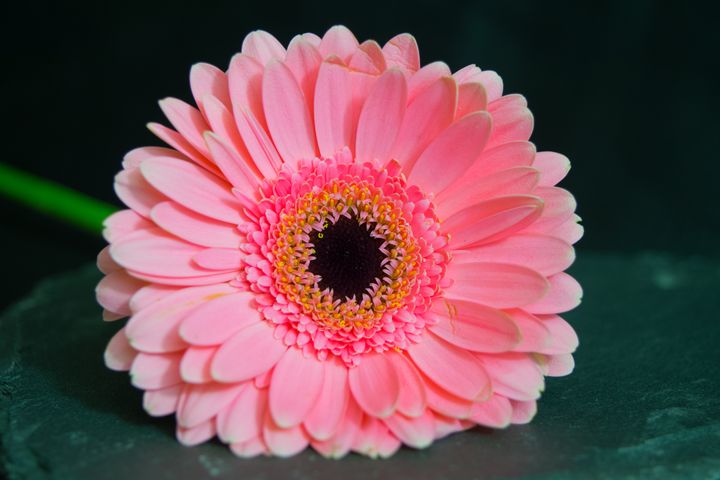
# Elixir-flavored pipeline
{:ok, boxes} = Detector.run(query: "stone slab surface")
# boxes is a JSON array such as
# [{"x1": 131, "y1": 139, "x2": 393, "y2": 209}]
[{"x1": 1, "y1": 252, "x2": 719, "y2": 479}]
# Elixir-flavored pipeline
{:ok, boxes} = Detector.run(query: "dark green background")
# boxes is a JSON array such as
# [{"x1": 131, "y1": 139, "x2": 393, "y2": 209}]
[{"x1": 3, "y1": 0, "x2": 719, "y2": 309}]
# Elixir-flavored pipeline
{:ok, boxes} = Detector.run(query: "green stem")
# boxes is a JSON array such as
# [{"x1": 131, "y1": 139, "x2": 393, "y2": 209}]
[{"x1": 0, "y1": 163, "x2": 117, "y2": 235}]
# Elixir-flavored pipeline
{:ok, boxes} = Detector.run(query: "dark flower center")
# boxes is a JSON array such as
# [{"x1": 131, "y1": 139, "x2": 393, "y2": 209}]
[{"x1": 308, "y1": 216, "x2": 385, "y2": 301}]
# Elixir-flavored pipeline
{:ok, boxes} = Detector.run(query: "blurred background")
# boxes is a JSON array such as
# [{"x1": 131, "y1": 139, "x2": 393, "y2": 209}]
[{"x1": 2, "y1": 0, "x2": 718, "y2": 309}]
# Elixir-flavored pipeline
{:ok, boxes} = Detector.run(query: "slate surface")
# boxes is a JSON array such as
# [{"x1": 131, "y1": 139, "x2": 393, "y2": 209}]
[{"x1": 1, "y1": 252, "x2": 719, "y2": 480}]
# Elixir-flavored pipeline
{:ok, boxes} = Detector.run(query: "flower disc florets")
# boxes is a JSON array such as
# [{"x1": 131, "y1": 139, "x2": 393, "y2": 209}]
[{"x1": 240, "y1": 150, "x2": 449, "y2": 365}]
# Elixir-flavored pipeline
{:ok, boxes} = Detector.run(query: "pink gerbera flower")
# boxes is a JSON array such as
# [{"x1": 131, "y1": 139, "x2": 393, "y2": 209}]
[{"x1": 97, "y1": 25, "x2": 582, "y2": 458}]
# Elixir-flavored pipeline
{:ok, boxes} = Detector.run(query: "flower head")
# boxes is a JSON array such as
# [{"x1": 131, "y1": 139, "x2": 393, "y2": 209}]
[{"x1": 97, "y1": 26, "x2": 582, "y2": 458}]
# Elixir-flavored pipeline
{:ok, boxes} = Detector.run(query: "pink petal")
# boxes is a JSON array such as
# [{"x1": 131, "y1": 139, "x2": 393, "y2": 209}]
[
  {"x1": 233, "y1": 107, "x2": 283, "y2": 179},
  {"x1": 140, "y1": 156, "x2": 243, "y2": 224},
  {"x1": 227, "y1": 54, "x2": 283, "y2": 179},
  {"x1": 428, "y1": 299, "x2": 520, "y2": 352},
  {"x1": 433, "y1": 413, "x2": 466, "y2": 439},
  {"x1": 301, "y1": 32, "x2": 322, "y2": 46},
  {"x1": 146, "y1": 122, "x2": 216, "y2": 173},
  {"x1": 510, "y1": 399, "x2": 537, "y2": 424},
  {"x1": 351, "y1": 416, "x2": 383, "y2": 457},
  {"x1": 486, "y1": 95, "x2": 533, "y2": 149},
  {"x1": 104, "y1": 327, "x2": 137, "y2": 371},
  {"x1": 522, "y1": 187, "x2": 577, "y2": 233},
  {"x1": 204, "y1": 131, "x2": 261, "y2": 194},
  {"x1": 408, "y1": 111, "x2": 492, "y2": 195},
  {"x1": 407, "y1": 332, "x2": 491, "y2": 401},
  {"x1": 391, "y1": 76, "x2": 457, "y2": 172},
  {"x1": 229, "y1": 437, "x2": 267, "y2": 458},
  {"x1": 269, "y1": 347, "x2": 325, "y2": 428},
  {"x1": 444, "y1": 261, "x2": 550, "y2": 309},
  {"x1": 193, "y1": 248, "x2": 243, "y2": 271},
  {"x1": 490, "y1": 92, "x2": 526, "y2": 111},
  {"x1": 547, "y1": 353, "x2": 575, "y2": 376},
  {"x1": 354, "y1": 68, "x2": 407, "y2": 165},
  {"x1": 387, "y1": 352, "x2": 426, "y2": 418},
  {"x1": 382, "y1": 33, "x2": 420, "y2": 72},
  {"x1": 125, "y1": 283, "x2": 237, "y2": 353},
  {"x1": 178, "y1": 259, "x2": 236, "y2": 287},
  {"x1": 348, "y1": 353, "x2": 399, "y2": 418},
  {"x1": 443, "y1": 195, "x2": 544, "y2": 249},
  {"x1": 97, "y1": 246, "x2": 121, "y2": 274},
  {"x1": 505, "y1": 309, "x2": 551, "y2": 352},
  {"x1": 177, "y1": 382, "x2": 245, "y2": 428},
  {"x1": 375, "y1": 430, "x2": 402, "y2": 458},
  {"x1": 319, "y1": 26, "x2": 358, "y2": 62},
  {"x1": 538, "y1": 353, "x2": 575, "y2": 377},
  {"x1": 453, "y1": 233, "x2": 575, "y2": 277},
  {"x1": 407, "y1": 62, "x2": 451, "y2": 101},
  {"x1": 227, "y1": 52, "x2": 268, "y2": 131},
  {"x1": 475, "y1": 70, "x2": 504, "y2": 102},
  {"x1": 102, "y1": 209, "x2": 152, "y2": 243},
  {"x1": 125, "y1": 269, "x2": 238, "y2": 287},
  {"x1": 201, "y1": 93, "x2": 253, "y2": 163},
  {"x1": 524, "y1": 272, "x2": 583, "y2": 314},
  {"x1": 150, "y1": 201, "x2": 242, "y2": 249},
  {"x1": 114, "y1": 167, "x2": 167, "y2": 218},
  {"x1": 190, "y1": 62, "x2": 230, "y2": 113},
  {"x1": 158, "y1": 97, "x2": 211, "y2": 158},
  {"x1": 478, "y1": 353, "x2": 545, "y2": 401},
  {"x1": 349, "y1": 40, "x2": 386, "y2": 74},
  {"x1": 130, "y1": 352, "x2": 182, "y2": 389},
  {"x1": 254, "y1": 369, "x2": 273, "y2": 389},
  {"x1": 176, "y1": 419, "x2": 216, "y2": 446},
  {"x1": 358, "y1": 40, "x2": 387, "y2": 69},
  {"x1": 436, "y1": 166, "x2": 540, "y2": 220},
  {"x1": 469, "y1": 394, "x2": 512, "y2": 428},
  {"x1": 421, "y1": 374, "x2": 473, "y2": 419},
  {"x1": 537, "y1": 314, "x2": 579, "y2": 354},
  {"x1": 310, "y1": 399, "x2": 363, "y2": 459},
  {"x1": 227, "y1": 53, "x2": 265, "y2": 119},
  {"x1": 242, "y1": 30, "x2": 286, "y2": 65},
  {"x1": 122, "y1": 146, "x2": 186, "y2": 171},
  {"x1": 180, "y1": 346, "x2": 216, "y2": 383},
  {"x1": 263, "y1": 415, "x2": 309, "y2": 457},
  {"x1": 110, "y1": 227, "x2": 223, "y2": 278},
  {"x1": 304, "y1": 358, "x2": 349, "y2": 441},
  {"x1": 211, "y1": 322, "x2": 287, "y2": 382},
  {"x1": 96, "y1": 270, "x2": 145, "y2": 317},
  {"x1": 384, "y1": 409, "x2": 435, "y2": 449},
  {"x1": 262, "y1": 60, "x2": 317, "y2": 168},
  {"x1": 128, "y1": 284, "x2": 179, "y2": 313},
  {"x1": 534, "y1": 151, "x2": 571, "y2": 187},
  {"x1": 452, "y1": 64, "x2": 481, "y2": 83},
  {"x1": 548, "y1": 214, "x2": 584, "y2": 245},
  {"x1": 143, "y1": 384, "x2": 183, "y2": 417},
  {"x1": 348, "y1": 70, "x2": 380, "y2": 145},
  {"x1": 456, "y1": 82, "x2": 488, "y2": 119},
  {"x1": 285, "y1": 36, "x2": 322, "y2": 116},
  {"x1": 314, "y1": 60, "x2": 354, "y2": 158},
  {"x1": 216, "y1": 383, "x2": 267, "y2": 444},
  {"x1": 461, "y1": 140, "x2": 536, "y2": 180}
]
